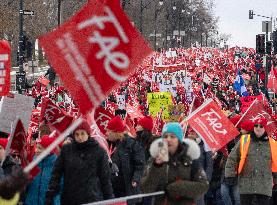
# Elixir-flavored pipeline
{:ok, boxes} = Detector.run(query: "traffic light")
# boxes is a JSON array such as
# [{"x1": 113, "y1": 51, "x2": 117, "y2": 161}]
[
  {"x1": 256, "y1": 34, "x2": 265, "y2": 54},
  {"x1": 249, "y1": 10, "x2": 254, "y2": 19},
  {"x1": 266, "y1": 41, "x2": 272, "y2": 54}
]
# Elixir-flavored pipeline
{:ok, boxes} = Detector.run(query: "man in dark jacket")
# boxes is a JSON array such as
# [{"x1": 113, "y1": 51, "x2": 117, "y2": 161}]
[
  {"x1": 106, "y1": 116, "x2": 145, "y2": 204},
  {"x1": 45, "y1": 121, "x2": 114, "y2": 205}
]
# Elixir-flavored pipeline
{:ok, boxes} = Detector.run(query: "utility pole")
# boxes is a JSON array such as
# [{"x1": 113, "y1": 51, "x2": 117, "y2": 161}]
[{"x1": 17, "y1": 0, "x2": 25, "y2": 94}]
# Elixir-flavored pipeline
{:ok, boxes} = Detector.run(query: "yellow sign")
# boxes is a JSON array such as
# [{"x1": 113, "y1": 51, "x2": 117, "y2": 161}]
[{"x1": 147, "y1": 92, "x2": 173, "y2": 120}]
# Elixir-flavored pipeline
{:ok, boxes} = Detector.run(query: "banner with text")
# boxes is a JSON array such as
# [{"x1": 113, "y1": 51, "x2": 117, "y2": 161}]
[
  {"x1": 147, "y1": 92, "x2": 173, "y2": 120},
  {"x1": 0, "y1": 40, "x2": 10, "y2": 96},
  {"x1": 187, "y1": 99, "x2": 240, "y2": 151}
]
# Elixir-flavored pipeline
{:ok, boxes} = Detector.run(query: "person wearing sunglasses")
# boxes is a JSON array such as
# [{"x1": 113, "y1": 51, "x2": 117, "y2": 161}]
[{"x1": 225, "y1": 117, "x2": 277, "y2": 205}]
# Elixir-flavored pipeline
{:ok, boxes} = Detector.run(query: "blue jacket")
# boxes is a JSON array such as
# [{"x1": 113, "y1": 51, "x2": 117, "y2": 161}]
[{"x1": 25, "y1": 154, "x2": 60, "y2": 205}]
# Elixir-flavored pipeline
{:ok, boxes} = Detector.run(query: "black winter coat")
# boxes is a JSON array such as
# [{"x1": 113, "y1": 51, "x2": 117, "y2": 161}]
[
  {"x1": 45, "y1": 138, "x2": 114, "y2": 205},
  {"x1": 2, "y1": 156, "x2": 18, "y2": 176},
  {"x1": 111, "y1": 135, "x2": 145, "y2": 197}
]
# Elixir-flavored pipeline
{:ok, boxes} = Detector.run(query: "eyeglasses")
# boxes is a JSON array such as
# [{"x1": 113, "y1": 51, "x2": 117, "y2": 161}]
[
  {"x1": 254, "y1": 124, "x2": 264, "y2": 128},
  {"x1": 11, "y1": 154, "x2": 20, "y2": 158}
]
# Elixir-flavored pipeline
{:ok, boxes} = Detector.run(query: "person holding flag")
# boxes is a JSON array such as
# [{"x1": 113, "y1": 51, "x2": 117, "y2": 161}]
[
  {"x1": 45, "y1": 121, "x2": 114, "y2": 205},
  {"x1": 225, "y1": 118, "x2": 277, "y2": 205}
]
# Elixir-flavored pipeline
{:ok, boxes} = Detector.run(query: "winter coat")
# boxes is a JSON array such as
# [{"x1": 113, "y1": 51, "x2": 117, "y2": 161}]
[
  {"x1": 25, "y1": 154, "x2": 60, "y2": 205},
  {"x1": 111, "y1": 134, "x2": 145, "y2": 197},
  {"x1": 45, "y1": 138, "x2": 114, "y2": 205},
  {"x1": 225, "y1": 132, "x2": 277, "y2": 197},
  {"x1": 141, "y1": 141, "x2": 209, "y2": 205},
  {"x1": 2, "y1": 156, "x2": 18, "y2": 176}
]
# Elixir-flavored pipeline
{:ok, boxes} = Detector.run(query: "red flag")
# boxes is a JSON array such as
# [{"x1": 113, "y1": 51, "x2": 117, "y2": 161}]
[
  {"x1": 94, "y1": 107, "x2": 115, "y2": 135},
  {"x1": 268, "y1": 66, "x2": 277, "y2": 91},
  {"x1": 40, "y1": 99, "x2": 74, "y2": 133},
  {"x1": 187, "y1": 99, "x2": 240, "y2": 151},
  {"x1": 0, "y1": 40, "x2": 11, "y2": 96},
  {"x1": 239, "y1": 100, "x2": 277, "y2": 136},
  {"x1": 153, "y1": 108, "x2": 165, "y2": 136},
  {"x1": 39, "y1": 0, "x2": 152, "y2": 115},
  {"x1": 240, "y1": 95, "x2": 263, "y2": 113}
]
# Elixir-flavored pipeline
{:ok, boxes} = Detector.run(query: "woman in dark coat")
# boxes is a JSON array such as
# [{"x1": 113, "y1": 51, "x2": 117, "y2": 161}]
[{"x1": 45, "y1": 121, "x2": 114, "y2": 205}]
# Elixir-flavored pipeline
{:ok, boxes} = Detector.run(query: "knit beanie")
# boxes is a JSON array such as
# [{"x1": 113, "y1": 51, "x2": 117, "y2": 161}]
[
  {"x1": 138, "y1": 116, "x2": 153, "y2": 131},
  {"x1": 240, "y1": 120, "x2": 254, "y2": 132},
  {"x1": 0, "y1": 138, "x2": 8, "y2": 149},
  {"x1": 37, "y1": 135, "x2": 55, "y2": 148},
  {"x1": 254, "y1": 117, "x2": 268, "y2": 128},
  {"x1": 107, "y1": 116, "x2": 125, "y2": 133},
  {"x1": 73, "y1": 121, "x2": 91, "y2": 135},
  {"x1": 162, "y1": 122, "x2": 183, "y2": 142}
]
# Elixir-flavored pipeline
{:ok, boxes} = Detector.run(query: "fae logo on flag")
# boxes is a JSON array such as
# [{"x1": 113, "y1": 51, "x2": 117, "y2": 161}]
[
  {"x1": 40, "y1": 99, "x2": 73, "y2": 133},
  {"x1": 39, "y1": 0, "x2": 152, "y2": 115},
  {"x1": 94, "y1": 106, "x2": 115, "y2": 135},
  {"x1": 0, "y1": 40, "x2": 11, "y2": 96},
  {"x1": 187, "y1": 99, "x2": 240, "y2": 151}
]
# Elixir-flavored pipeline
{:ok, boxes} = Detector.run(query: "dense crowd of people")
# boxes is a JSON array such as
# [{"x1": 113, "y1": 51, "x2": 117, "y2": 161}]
[{"x1": 0, "y1": 46, "x2": 276, "y2": 205}]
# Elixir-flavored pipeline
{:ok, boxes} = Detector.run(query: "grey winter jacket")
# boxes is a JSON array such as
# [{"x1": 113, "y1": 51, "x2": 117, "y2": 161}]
[{"x1": 225, "y1": 132, "x2": 277, "y2": 197}]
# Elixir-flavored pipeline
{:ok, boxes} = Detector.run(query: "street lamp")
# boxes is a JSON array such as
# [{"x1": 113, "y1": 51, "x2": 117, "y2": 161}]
[{"x1": 154, "y1": 1, "x2": 164, "y2": 50}]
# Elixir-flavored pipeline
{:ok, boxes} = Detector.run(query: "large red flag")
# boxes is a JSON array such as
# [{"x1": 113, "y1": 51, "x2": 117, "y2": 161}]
[
  {"x1": 187, "y1": 99, "x2": 240, "y2": 151},
  {"x1": 0, "y1": 40, "x2": 11, "y2": 96},
  {"x1": 39, "y1": 0, "x2": 152, "y2": 115},
  {"x1": 239, "y1": 100, "x2": 277, "y2": 136}
]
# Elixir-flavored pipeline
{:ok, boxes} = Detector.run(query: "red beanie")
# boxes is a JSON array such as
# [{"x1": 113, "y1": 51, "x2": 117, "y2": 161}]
[
  {"x1": 138, "y1": 116, "x2": 153, "y2": 131},
  {"x1": 254, "y1": 117, "x2": 268, "y2": 128},
  {"x1": 37, "y1": 135, "x2": 56, "y2": 148},
  {"x1": 107, "y1": 116, "x2": 125, "y2": 132},
  {"x1": 240, "y1": 120, "x2": 254, "y2": 132},
  {"x1": 73, "y1": 121, "x2": 91, "y2": 135},
  {"x1": 0, "y1": 138, "x2": 8, "y2": 149},
  {"x1": 229, "y1": 115, "x2": 241, "y2": 126}
]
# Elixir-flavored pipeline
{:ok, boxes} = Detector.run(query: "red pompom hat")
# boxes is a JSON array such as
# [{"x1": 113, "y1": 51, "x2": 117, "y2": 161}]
[
  {"x1": 138, "y1": 116, "x2": 153, "y2": 131},
  {"x1": 73, "y1": 121, "x2": 91, "y2": 135},
  {"x1": 37, "y1": 135, "x2": 56, "y2": 148},
  {"x1": 107, "y1": 116, "x2": 125, "y2": 133},
  {"x1": 240, "y1": 120, "x2": 254, "y2": 132},
  {"x1": 0, "y1": 138, "x2": 8, "y2": 149}
]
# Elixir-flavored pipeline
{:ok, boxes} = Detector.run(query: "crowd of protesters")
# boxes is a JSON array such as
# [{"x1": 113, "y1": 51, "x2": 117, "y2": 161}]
[{"x1": 0, "y1": 46, "x2": 276, "y2": 205}]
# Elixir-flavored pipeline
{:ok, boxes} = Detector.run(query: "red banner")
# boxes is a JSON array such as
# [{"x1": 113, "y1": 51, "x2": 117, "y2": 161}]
[
  {"x1": 11, "y1": 119, "x2": 27, "y2": 155},
  {"x1": 240, "y1": 95, "x2": 263, "y2": 112},
  {"x1": 40, "y1": 99, "x2": 73, "y2": 133},
  {"x1": 187, "y1": 99, "x2": 240, "y2": 151},
  {"x1": 39, "y1": 0, "x2": 152, "y2": 115},
  {"x1": 94, "y1": 107, "x2": 115, "y2": 135},
  {"x1": 0, "y1": 40, "x2": 11, "y2": 96},
  {"x1": 268, "y1": 67, "x2": 276, "y2": 91},
  {"x1": 239, "y1": 100, "x2": 277, "y2": 136}
]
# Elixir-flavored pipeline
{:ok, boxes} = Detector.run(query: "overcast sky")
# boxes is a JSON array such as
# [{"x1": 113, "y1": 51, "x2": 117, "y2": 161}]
[{"x1": 214, "y1": 0, "x2": 277, "y2": 48}]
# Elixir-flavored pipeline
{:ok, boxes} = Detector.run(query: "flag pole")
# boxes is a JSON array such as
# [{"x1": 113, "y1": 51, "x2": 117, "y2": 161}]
[{"x1": 235, "y1": 98, "x2": 258, "y2": 127}]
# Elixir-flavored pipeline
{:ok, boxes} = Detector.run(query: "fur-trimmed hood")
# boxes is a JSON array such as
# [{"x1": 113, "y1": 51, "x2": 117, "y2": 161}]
[{"x1": 149, "y1": 138, "x2": 201, "y2": 161}]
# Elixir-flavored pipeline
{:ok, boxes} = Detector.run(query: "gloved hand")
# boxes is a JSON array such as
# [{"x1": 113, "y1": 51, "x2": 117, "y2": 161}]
[
  {"x1": 224, "y1": 177, "x2": 238, "y2": 186},
  {"x1": 0, "y1": 167, "x2": 28, "y2": 200}
]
